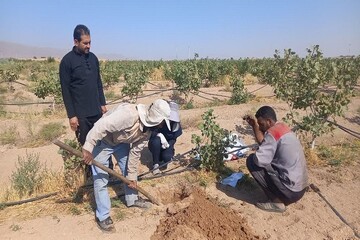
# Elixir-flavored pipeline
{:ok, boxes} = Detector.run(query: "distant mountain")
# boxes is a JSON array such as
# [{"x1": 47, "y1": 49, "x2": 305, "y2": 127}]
[{"x1": 0, "y1": 41, "x2": 125, "y2": 60}]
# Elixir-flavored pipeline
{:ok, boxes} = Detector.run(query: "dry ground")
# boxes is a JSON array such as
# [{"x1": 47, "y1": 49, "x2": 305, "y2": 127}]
[{"x1": 0, "y1": 81, "x2": 359, "y2": 240}]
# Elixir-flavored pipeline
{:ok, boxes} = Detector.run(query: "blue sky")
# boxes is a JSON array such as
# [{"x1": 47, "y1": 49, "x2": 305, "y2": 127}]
[{"x1": 0, "y1": 0, "x2": 359, "y2": 60}]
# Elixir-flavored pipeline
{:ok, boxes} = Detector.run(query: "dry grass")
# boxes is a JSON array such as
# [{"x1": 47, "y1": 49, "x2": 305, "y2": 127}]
[
  {"x1": 304, "y1": 147, "x2": 326, "y2": 167},
  {"x1": 180, "y1": 115, "x2": 202, "y2": 130},
  {"x1": 243, "y1": 73, "x2": 259, "y2": 85}
]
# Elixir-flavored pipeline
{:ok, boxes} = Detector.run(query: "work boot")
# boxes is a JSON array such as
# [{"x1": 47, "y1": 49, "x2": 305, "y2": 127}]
[
  {"x1": 96, "y1": 216, "x2": 115, "y2": 232},
  {"x1": 130, "y1": 199, "x2": 152, "y2": 209}
]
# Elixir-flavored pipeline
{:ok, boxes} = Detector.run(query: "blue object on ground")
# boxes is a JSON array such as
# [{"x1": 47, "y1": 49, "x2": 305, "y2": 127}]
[{"x1": 220, "y1": 172, "x2": 244, "y2": 187}]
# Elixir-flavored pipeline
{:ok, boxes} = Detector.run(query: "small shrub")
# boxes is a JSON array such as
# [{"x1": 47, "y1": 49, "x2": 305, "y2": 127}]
[
  {"x1": 10, "y1": 153, "x2": 42, "y2": 197},
  {"x1": 316, "y1": 145, "x2": 334, "y2": 159},
  {"x1": 183, "y1": 99, "x2": 194, "y2": 110},
  {"x1": 58, "y1": 138, "x2": 86, "y2": 187},
  {"x1": 38, "y1": 122, "x2": 65, "y2": 141},
  {"x1": 69, "y1": 205, "x2": 81, "y2": 215},
  {"x1": 228, "y1": 74, "x2": 251, "y2": 105},
  {"x1": 191, "y1": 109, "x2": 229, "y2": 172},
  {"x1": 0, "y1": 125, "x2": 19, "y2": 145}
]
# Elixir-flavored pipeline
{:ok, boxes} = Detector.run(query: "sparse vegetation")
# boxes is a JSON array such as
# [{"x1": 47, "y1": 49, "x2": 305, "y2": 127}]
[
  {"x1": 191, "y1": 109, "x2": 229, "y2": 172},
  {"x1": 0, "y1": 125, "x2": 19, "y2": 145},
  {"x1": 10, "y1": 153, "x2": 43, "y2": 197}
]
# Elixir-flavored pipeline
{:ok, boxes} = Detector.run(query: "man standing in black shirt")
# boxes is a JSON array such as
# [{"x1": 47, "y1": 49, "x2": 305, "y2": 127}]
[{"x1": 59, "y1": 24, "x2": 108, "y2": 173}]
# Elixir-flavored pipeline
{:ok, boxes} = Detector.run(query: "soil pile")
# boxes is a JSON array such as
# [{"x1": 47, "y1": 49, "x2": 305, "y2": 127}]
[{"x1": 151, "y1": 188, "x2": 261, "y2": 240}]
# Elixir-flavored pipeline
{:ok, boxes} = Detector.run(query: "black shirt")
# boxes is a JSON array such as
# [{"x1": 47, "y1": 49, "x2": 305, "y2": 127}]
[{"x1": 59, "y1": 47, "x2": 106, "y2": 118}]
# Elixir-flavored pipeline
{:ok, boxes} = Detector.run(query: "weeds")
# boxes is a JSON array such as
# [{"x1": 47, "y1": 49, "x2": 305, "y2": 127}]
[
  {"x1": 37, "y1": 122, "x2": 65, "y2": 141},
  {"x1": 69, "y1": 204, "x2": 81, "y2": 215},
  {"x1": 0, "y1": 125, "x2": 19, "y2": 145},
  {"x1": 111, "y1": 198, "x2": 124, "y2": 208},
  {"x1": 10, "y1": 153, "x2": 42, "y2": 197},
  {"x1": 21, "y1": 122, "x2": 65, "y2": 147},
  {"x1": 314, "y1": 140, "x2": 360, "y2": 166},
  {"x1": 113, "y1": 209, "x2": 126, "y2": 221},
  {"x1": 183, "y1": 99, "x2": 195, "y2": 110},
  {"x1": 10, "y1": 224, "x2": 22, "y2": 231}
]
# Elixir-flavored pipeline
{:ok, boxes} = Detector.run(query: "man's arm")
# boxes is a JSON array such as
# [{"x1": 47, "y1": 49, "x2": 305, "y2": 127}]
[
  {"x1": 59, "y1": 58, "x2": 76, "y2": 119},
  {"x1": 59, "y1": 58, "x2": 79, "y2": 131}
]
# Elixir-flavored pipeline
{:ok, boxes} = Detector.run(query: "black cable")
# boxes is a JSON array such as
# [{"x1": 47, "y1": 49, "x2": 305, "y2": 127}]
[
  {"x1": 0, "y1": 192, "x2": 58, "y2": 208},
  {"x1": 249, "y1": 84, "x2": 268, "y2": 94},
  {"x1": 198, "y1": 89, "x2": 231, "y2": 98},
  {"x1": 327, "y1": 120, "x2": 360, "y2": 136},
  {"x1": 0, "y1": 101, "x2": 53, "y2": 106}
]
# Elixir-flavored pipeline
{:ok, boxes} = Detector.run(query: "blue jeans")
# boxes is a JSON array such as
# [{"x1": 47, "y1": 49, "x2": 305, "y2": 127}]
[{"x1": 91, "y1": 141, "x2": 138, "y2": 221}]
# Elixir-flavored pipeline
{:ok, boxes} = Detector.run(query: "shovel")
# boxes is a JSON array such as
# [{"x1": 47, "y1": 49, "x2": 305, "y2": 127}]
[{"x1": 53, "y1": 139, "x2": 161, "y2": 206}]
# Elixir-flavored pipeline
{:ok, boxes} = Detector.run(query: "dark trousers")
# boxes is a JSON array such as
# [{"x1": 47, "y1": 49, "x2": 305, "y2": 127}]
[
  {"x1": 76, "y1": 114, "x2": 113, "y2": 170},
  {"x1": 246, "y1": 153, "x2": 306, "y2": 205},
  {"x1": 148, "y1": 137, "x2": 175, "y2": 166},
  {"x1": 75, "y1": 114, "x2": 102, "y2": 145}
]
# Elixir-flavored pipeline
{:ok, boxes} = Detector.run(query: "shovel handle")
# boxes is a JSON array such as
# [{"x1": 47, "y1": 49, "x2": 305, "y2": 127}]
[{"x1": 52, "y1": 139, "x2": 161, "y2": 206}]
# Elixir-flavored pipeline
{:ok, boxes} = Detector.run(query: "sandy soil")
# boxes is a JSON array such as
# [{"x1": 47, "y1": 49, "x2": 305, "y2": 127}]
[{"x1": 0, "y1": 82, "x2": 359, "y2": 240}]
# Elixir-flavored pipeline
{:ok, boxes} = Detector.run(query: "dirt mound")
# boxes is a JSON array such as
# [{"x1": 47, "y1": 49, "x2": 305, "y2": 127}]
[{"x1": 151, "y1": 187, "x2": 261, "y2": 240}]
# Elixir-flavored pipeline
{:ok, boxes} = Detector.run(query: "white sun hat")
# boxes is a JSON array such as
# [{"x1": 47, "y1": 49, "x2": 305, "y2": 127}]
[
  {"x1": 137, "y1": 99, "x2": 171, "y2": 130},
  {"x1": 169, "y1": 101, "x2": 180, "y2": 122}
]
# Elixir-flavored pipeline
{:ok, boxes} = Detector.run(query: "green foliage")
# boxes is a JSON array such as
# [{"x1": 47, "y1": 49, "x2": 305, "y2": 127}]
[
  {"x1": 58, "y1": 138, "x2": 84, "y2": 171},
  {"x1": 121, "y1": 65, "x2": 150, "y2": 101},
  {"x1": 10, "y1": 153, "x2": 42, "y2": 197},
  {"x1": 111, "y1": 198, "x2": 124, "y2": 208},
  {"x1": 316, "y1": 140, "x2": 360, "y2": 166},
  {"x1": 47, "y1": 57, "x2": 55, "y2": 63},
  {"x1": 191, "y1": 109, "x2": 229, "y2": 172},
  {"x1": 267, "y1": 45, "x2": 359, "y2": 143},
  {"x1": 100, "y1": 61, "x2": 123, "y2": 88},
  {"x1": 33, "y1": 70, "x2": 62, "y2": 103},
  {"x1": 167, "y1": 60, "x2": 202, "y2": 98},
  {"x1": 37, "y1": 122, "x2": 65, "y2": 141},
  {"x1": 183, "y1": 99, "x2": 194, "y2": 109},
  {"x1": 228, "y1": 74, "x2": 251, "y2": 104}
]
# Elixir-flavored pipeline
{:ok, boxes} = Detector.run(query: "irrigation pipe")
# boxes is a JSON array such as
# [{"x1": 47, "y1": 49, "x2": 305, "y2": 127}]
[
  {"x1": 310, "y1": 184, "x2": 360, "y2": 239},
  {"x1": 0, "y1": 192, "x2": 58, "y2": 208}
]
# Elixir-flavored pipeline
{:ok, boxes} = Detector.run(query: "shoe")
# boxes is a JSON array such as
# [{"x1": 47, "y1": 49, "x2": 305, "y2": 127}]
[
  {"x1": 152, "y1": 164, "x2": 161, "y2": 175},
  {"x1": 96, "y1": 217, "x2": 115, "y2": 232},
  {"x1": 159, "y1": 161, "x2": 168, "y2": 171},
  {"x1": 255, "y1": 202, "x2": 286, "y2": 213},
  {"x1": 130, "y1": 199, "x2": 152, "y2": 209}
]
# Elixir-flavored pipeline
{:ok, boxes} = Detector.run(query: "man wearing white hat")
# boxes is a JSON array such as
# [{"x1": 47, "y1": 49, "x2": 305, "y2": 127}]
[
  {"x1": 82, "y1": 99, "x2": 171, "y2": 232},
  {"x1": 148, "y1": 101, "x2": 182, "y2": 175}
]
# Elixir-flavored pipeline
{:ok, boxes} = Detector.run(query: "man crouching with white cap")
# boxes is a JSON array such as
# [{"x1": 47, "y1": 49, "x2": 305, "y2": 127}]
[{"x1": 82, "y1": 99, "x2": 171, "y2": 232}]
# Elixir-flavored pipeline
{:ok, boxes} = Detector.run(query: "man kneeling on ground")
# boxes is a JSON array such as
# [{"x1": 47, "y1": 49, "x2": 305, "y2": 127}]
[
  {"x1": 244, "y1": 106, "x2": 308, "y2": 213},
  {"x1": 82, "y1": 99, "x2": 171, "y2": 231}
]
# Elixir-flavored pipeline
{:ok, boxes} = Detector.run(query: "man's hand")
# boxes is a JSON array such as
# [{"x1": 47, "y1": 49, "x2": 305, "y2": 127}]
[
  {"x1": 101, "y1": 106, "x2": 108, "y2": 114},
  {"x1": 82, "y1": 149, "x2": 93, "y2": 165},
  {"x1": 69, "y1": 117, "x2": 79, "y2": 131},
  {"x1": 243, "y1": 115, "x2": 257, "y2": 128},
  {"x1": 128, "y1": 180, "x2": 137, "y2": 189}
]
